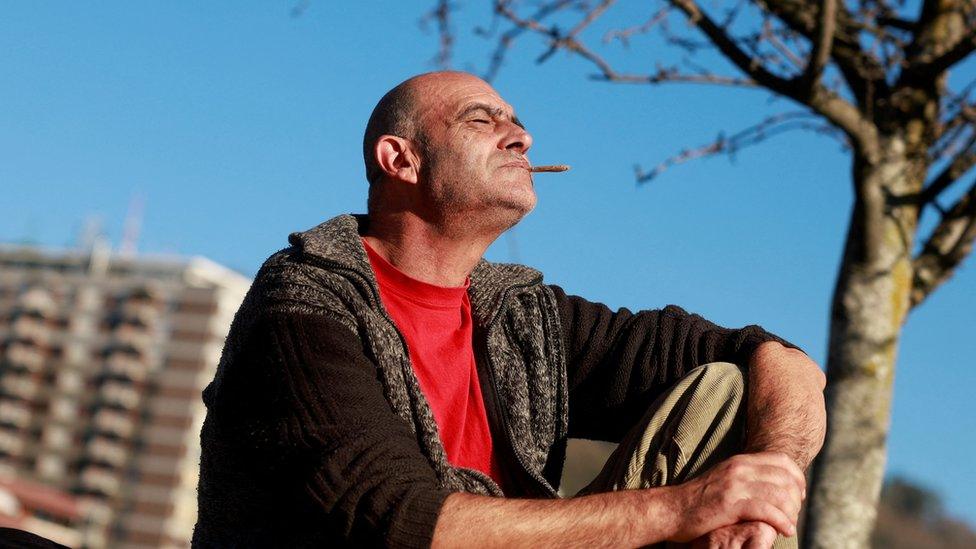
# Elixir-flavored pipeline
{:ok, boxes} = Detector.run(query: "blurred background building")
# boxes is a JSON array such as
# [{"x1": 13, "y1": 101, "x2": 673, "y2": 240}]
[{"x1": 0, "y1": 241, "x2": 248, "y2": 548}]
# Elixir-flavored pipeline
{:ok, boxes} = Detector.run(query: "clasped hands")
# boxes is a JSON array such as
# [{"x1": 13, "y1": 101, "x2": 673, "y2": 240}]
[{"x1": 666, "y1": 451, "x2": 804, "y2": 549}]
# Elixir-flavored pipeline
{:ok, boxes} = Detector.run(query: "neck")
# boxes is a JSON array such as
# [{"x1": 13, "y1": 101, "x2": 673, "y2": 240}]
[{"x1": 363, "y1": 212, "x2": 500, "y2": 287}]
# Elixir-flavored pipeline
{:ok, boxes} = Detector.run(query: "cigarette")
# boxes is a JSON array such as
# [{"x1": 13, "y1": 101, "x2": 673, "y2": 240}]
[{"x1": 530, "y1": 164, "x2": 570, "y2": 173}]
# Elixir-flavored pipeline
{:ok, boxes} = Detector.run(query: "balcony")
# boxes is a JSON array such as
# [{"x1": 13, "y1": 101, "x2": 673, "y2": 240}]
[
  {"x1": 119, "y1": 301, "x2": 158, "y2": 326},
  {"x1": 79, "y1": 465, "x2": 120, "y2": 498},
  {"x1": 4, "y1": 341, "x2": 46, "y2": 373},
  {"x1": 86, "y1": 437, "x2": 129, "y2": 468},
  {"x1": 101, "y1": 353, "x2": 148, "y2": 383},
  {"x1": 9, "y1": 315, "x2": 50, "y2": 344},
  {"x1": 41, "y1": 425, "x2": 71, "y2": 451},
  {"x1": 91, "y1": 409, "x2": 136, "y2": 439},
  {"x1": 97, "y1": 381, "x2": 140, "y2": 410},
  {"x1": 0, "y1": 400, "x2": 30, "y2": 429},
  {"x1": 0, "y1": 373, "x2": 40, "y2": 401},
  {"x1": 109, "y1": 324, "x2": 153, "y2": 350},
  {"x1": 0, "y1": 429, "x2": 25, "y2": 457},
  {"x1": 16, "y1": 288, "x2": 56, "y2": 317}
]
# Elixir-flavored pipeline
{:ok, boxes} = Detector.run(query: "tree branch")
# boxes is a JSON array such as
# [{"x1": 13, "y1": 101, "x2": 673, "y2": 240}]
[
  {"x1": 760, "y1": 19, "x2": 806, "y2": 71},
  {"x1": 481, "y1": 0, "x2": 575, "y2": 82},
  {"x1": 664, "y1": 0, "x2": 880, "y2": 157},
  {"x1": 876, "y1": 15, "x2": 917, "y2": 32},
  {"x1": 802, "y1": 0, "x2": 837, "y2": 89},
  {"x1": 900, "y1": 2, "x2": 975, "y2": 81},
  {"x1": 703, "y1": 5, "x2": 875, "y2": 155},
  {"x1": 488, "y1": 0, "x2": 879, "y2": 158},
  {"x1": 667, "y1": 0, "x2": 795, "y2": 94},
  {"x1": 492, "y1": 1, "x2": 757, "y2": 89},
  {"x1": 759, "y1": 0, "x2": 889, "y2": 106},
  {"x1": 420, "y1": 0, "x2": 455, "y2": 69},
  {"x1": 590, "y1": 65, "x2": 758, "y2": 87},
  {"x1": 603, "y1": 6, "x2": 670, "y2": 47},
  {"x1": 921, "y1": 29, "x2": 976, "y2": 76},
  {"x1": 567, "y1": 0, "x2": 616, "y2": 37},
  {"x1": 911, "y1": 179, "x2": 976, "y2": 308},
  {"x1": 634, "y1": 111, "x2": 847, "y2": 182},
  {"x1": 932, "y1": 84, "x2": 976, "y2": 158},
  {"x1": 920, "y1": 130, "x2": 976, "y2": 204}
]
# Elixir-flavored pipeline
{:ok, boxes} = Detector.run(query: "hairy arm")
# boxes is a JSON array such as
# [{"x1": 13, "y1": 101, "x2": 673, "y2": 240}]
[
  {"x1": 743, "y1": 341, "x2": 827, "y2": 471},
  {"x1": 432, "y1": 489, "x2": 676, "y2": 548},
  {"x1": 694, "y1": 341, "x2": 827, "y2": 547},
  {"x1": 431, "y1": 451, "x2": 805, "y2": 548}
]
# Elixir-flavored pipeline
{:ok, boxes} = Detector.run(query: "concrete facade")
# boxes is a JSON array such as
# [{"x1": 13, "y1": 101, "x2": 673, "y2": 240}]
[{"x1": 0, "y1": 244, "x2": 249, "y2": 548}]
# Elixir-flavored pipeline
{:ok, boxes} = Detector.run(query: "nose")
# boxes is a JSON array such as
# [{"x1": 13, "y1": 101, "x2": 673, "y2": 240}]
[{"x1": 500, "y1": 121, "x2": 533, "y2": 155}]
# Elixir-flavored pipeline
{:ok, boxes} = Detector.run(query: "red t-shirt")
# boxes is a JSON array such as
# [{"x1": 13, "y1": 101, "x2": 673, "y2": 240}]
[{"x1": 363, "y1": 239, "x2": 502, "y2": 485}]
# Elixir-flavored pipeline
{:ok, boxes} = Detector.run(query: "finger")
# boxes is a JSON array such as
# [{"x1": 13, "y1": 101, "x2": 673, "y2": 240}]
[
  {"x1": 753, "y1": 481, "x2": 802, "y2": 523},
  {"x1": 752, "y1": 522, "x2": 780, "y2": 549},
  {"x1": 718, "y1": 524, "x2": 756, "y2": 549},
  {"x1": 717, "y1": 466, "x2": 801, "y2": 522},
  {"x1": 766, "y1": 453, "x2": 806, "y2": 493},
  {"x1": 733, "y1": 453, "x2": 806, "y2": 494},
  {"x1": 737, "y1": 499, "x2": 796, "y2": 538},
  {"x1": 744, "y1": 464, "x2": 805, "y2": 507},
  {"x1": 731, "y1": 522, "x2": 777, "y2": 549},
  {"x1": 744, "y1": 531, "x2": 776, "y2": 549},
  {"x1": 728, "y1": 528, "x2": 756, "y2": 549},
  {"x1": 743, "y1": 537, "x2": 763, "y2": 549}
]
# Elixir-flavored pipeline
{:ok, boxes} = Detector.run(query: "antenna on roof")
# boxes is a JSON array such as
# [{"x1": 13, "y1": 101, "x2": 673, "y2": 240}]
[
  {"x1": 76, "y1": 216, "x2": 110, "y2": 277},
  {"x1": 77, "y1": 216, "x2": 103, "y2": 252},
  {"x1": 119, "y1": 193, "x2": 145, "y2": 258}
]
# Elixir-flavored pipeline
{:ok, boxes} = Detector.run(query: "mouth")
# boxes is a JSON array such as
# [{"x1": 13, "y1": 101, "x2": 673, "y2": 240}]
[{"x1": 501, "y1": 159, "x2": 531, "y2": 170}]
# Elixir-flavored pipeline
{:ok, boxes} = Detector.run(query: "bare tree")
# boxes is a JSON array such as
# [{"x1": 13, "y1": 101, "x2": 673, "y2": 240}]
[{"x1": 424, "y1": 1, "x2": 976, "y2": 546}]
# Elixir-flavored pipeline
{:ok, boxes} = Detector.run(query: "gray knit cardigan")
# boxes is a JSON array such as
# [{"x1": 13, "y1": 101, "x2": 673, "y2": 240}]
[
  {"x1": 274, "y1": 214, "x2": 568, "y2": 496},
  {"x1": 194, "y1": 213, "x2": 794, "y2": 547}
]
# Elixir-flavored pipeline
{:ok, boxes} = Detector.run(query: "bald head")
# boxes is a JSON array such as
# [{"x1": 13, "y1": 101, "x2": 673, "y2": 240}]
[
  {"x1": 363, "y1": 71, "x2": 535, "y2": 227},
  {"x1": 362, "y1": 71, "x2": 493, "y2": 186},
  {"x1": 363, "y1": 78, "x2": 420, "y2": 186}
]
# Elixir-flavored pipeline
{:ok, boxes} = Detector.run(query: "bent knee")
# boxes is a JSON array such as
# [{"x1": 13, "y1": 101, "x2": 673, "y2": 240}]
[
  {"x1": 697, "y1": 361, "x2": 744, "y2": 382},
  {"x1": 688, "y1": 361, "x2": 746, "y2": 399}
]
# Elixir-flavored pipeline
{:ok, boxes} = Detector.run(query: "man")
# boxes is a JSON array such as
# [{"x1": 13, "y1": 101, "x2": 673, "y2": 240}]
[{"x1": 193, "y1": 71, "x2": 826, "y2": 548}]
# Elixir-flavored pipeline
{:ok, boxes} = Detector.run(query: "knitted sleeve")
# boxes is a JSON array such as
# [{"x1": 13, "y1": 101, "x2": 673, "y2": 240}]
[
  {"x1": 197, "y1": 311, "x2": 450, "y2": 548},
  {"x1": 548, "y1": 285, "x2": 800, "y2": 443}
]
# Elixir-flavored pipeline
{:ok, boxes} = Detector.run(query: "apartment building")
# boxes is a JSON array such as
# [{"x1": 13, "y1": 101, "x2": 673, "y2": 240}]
[{"x1": 0, "y1": 243, "x2": 249, "y2": 548}]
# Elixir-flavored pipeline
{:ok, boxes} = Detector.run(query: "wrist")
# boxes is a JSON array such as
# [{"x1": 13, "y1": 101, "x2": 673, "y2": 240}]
[{"x1": 648, "y1": 485, "x2": 685, "y2": 542}]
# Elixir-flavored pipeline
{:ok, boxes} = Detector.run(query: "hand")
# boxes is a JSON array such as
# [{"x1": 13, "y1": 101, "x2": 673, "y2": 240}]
[
  {"x1": 690, "y1": 521, "x2": 778, "y2": 549},
  {"x1": 666, "y1": 451, "x2": 805, "y2": 542}
]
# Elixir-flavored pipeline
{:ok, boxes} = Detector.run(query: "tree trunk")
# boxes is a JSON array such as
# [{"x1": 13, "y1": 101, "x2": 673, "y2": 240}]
[{"x1": 804, "y1": 136, "x2": 921, "y2": 548}]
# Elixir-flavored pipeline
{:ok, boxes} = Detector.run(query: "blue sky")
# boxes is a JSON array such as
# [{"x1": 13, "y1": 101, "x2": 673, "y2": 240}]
[{"x1": 2, "y1": 2, "x2": 974, "y2": 525}]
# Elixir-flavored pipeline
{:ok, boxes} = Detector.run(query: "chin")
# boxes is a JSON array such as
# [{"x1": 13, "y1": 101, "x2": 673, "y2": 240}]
[
  {"x1": 473, "y1": 201, "x2": 533, "y2": 235},
  {"x1": 499, "y1": 200, "x2": 536, "y2": 230}
]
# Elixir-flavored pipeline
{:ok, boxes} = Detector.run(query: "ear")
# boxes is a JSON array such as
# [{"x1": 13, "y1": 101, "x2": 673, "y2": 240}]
[{"x1": 374, "y1": 135, "x2": 420, "y2": 185}]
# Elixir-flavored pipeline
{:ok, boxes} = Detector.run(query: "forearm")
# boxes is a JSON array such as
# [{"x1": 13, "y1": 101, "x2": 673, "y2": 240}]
[
  {"x1": 431, "y1": 489, "x2": 677, "y2": 548},
  {"x1": 744, "y1": 341, "x2": 827, "y2": 470},
  {"x1": 433, "y1": 449, "x2": 806, "y2": 548}
]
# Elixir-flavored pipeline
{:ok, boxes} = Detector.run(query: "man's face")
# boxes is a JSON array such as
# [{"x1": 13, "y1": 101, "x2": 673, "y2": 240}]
[{"x1": 411, "y1": 73, "x2": 536, "y2": 230}]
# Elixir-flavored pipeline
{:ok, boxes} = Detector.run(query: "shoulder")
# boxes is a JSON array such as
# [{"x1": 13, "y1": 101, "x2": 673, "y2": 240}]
[
  {"x1": 239, "y1": 219, "x2": 375, "y2": 333},
  {"x1": 245, "y1": 247, "x2": 358, "y2": 323}
]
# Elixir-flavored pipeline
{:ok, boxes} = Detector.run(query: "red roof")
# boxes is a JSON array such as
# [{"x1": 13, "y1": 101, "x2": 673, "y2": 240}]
[{"x1": 0, "y1": 477, "x2": 79, "y2": 519}]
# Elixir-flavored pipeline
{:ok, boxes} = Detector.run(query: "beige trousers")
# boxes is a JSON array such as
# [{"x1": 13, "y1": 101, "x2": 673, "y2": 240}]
[{"x1": 578, "y1": 362, "x2": 797, "y2": 548}]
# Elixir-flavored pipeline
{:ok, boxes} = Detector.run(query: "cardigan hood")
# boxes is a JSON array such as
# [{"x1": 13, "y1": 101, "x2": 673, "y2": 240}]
[{"x1": 287, "y1": 214, "x2": 545, "y2": 328}]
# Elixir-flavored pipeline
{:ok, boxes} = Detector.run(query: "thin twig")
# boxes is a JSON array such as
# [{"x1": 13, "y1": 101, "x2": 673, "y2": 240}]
[{"x1": 634, "y1": 111, "x2": 844, "y2": 183}]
